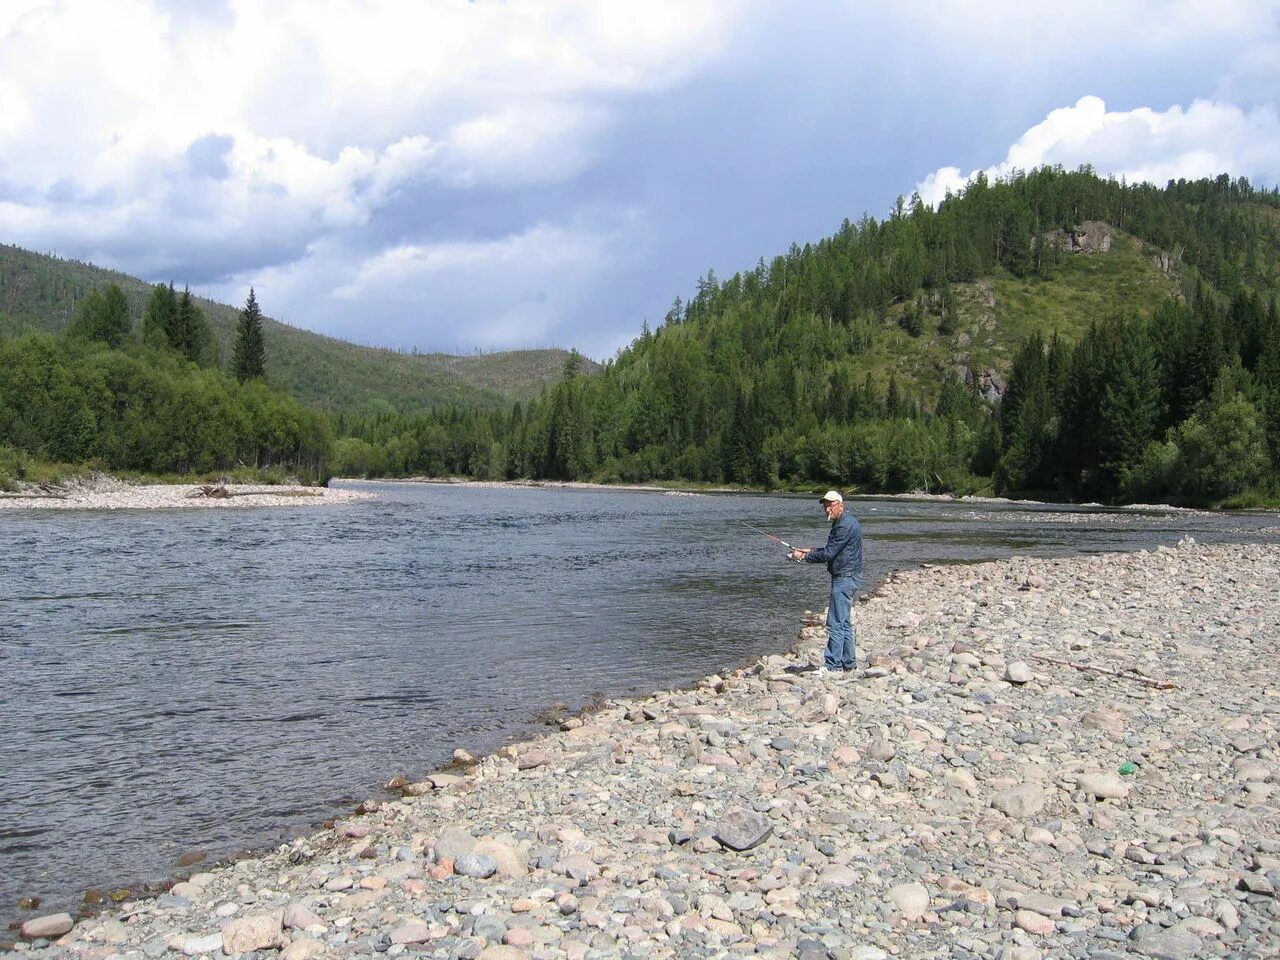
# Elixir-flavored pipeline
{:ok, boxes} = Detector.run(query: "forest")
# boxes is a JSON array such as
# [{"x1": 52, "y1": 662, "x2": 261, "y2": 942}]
[
  {"x1": 0, "y1": 286, "x2": 329, "y2": 482},
  {"x1": 329, "y1": 167, "x2": 1280, "y2": 505},
  {"x1": 2, "y1": 166, "x2": 1278, "y2": 504}
]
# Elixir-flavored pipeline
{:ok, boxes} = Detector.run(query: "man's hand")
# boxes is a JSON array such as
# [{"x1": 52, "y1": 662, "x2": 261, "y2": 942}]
[{"x1": 789, "y1": 548, "x2": 808, "y2": 562}]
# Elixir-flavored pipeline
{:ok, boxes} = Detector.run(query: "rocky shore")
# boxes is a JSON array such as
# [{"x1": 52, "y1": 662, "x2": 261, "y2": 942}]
[
  {"x1": 11, "y1": 541, "x2": 1280, "y2": 960},
  {"x1": 0, "y1": 477, "x2": 374, "y2": 510}
]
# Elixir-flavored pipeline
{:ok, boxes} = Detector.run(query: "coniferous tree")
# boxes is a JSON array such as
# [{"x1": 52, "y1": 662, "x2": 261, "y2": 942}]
[
  {"x1": 232, "y1": 288, "x2": 267, "y2": 383},
  {"x1": 1098, "y1": 318, "x2": 1163, "y2": 493},
  {"x1": 174, "y1": 287, "x2": 214, "y2": 365}
]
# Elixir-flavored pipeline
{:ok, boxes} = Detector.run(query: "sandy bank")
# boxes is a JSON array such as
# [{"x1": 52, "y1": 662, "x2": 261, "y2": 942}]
[{"x1": 12, "y1": 540, "x2": 1280, "y2": 959}]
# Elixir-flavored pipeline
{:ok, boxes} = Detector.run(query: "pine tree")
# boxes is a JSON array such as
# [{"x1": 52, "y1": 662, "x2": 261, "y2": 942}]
[{"x1": 231, "y1": 288, "x2": 266, "y2": 383}]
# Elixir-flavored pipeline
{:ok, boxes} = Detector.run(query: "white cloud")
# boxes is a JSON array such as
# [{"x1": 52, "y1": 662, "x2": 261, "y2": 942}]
[
  {"x1": 915, "y1": 96, "x2": 1280, "y2": 207},
  {"x1": 0, "y1": 0, "x2": 741, "y2": 279}
]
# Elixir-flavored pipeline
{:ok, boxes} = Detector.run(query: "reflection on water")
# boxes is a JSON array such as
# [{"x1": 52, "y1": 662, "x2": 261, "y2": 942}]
[{"x1": 0, "y1": 484, "x2": 1275, "y2": 919}]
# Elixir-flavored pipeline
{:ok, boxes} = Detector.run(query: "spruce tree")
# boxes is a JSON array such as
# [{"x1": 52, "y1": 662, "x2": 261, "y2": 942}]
[
  {"x1": 173, "y1": 287, "x2": 213, "y2": 364},
  {"x1": 231, "y1": 288, "x2": 266, "y2": 383}
]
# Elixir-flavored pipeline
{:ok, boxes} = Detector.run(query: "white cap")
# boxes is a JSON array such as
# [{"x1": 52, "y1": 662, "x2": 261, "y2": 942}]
[{"x1": 819, "y1": 490, "x2": 843, "y2": 503}]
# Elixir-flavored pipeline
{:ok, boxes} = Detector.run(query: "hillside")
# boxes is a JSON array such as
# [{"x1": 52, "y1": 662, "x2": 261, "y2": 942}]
[
  {"x1": 330, "y1": 168, "x2": 1280, "y2": 505},
  {"x1": 0, "y1": 244, "x2": 587, "y2": 412},
  {"x1": 859, "y1": 221, "x2": 1185, "y2": 400}
]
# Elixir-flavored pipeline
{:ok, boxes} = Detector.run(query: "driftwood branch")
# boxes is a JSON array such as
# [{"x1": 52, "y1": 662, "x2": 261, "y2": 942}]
[
  {"x1": 1031, "y1": 654, "x2": 1177, "y2": 690},
  {"x1": 0, "y1": 492, "x2": 68, "y2": 499},
  {"x1": 186, "y1": 485, "x2": 320, "y2": 499}
]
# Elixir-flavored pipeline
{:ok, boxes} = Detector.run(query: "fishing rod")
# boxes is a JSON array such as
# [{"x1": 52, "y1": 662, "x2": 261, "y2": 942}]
[{"x1": 742, "y1": 519, "x2": 798, "y2": 555}]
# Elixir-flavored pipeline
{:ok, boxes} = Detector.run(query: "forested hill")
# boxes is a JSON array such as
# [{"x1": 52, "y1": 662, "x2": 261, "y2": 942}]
[
  {"x1": 332, "y1": 168, "x2": 1280, "y2": 505},
  {"x1": 0, "y1": 244, "x2": 586, "y2": 412}
]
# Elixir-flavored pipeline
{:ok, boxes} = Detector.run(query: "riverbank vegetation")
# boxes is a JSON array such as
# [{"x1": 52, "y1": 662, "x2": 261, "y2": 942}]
[
  {"x1": 330, "y1": 168, "x2": 1280, "y2": 506},
  {"x1": 0, "y1": 289, "x2": 332, "y2": 488}
]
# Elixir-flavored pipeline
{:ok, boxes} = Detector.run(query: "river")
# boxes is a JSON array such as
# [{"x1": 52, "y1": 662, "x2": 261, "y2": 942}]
[{"x1": 1, "y1": 482, "x2": 1275, "y2": 920}]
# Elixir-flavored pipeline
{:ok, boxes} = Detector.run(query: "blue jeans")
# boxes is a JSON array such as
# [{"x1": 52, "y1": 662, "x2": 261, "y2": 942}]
[{"x1": 825, "y1": 576, "x2": 858, "y2": 671}]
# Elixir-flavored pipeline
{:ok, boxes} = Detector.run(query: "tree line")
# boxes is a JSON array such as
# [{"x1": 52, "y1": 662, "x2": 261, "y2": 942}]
[
  {"x1": 0, "y1": 284, "x2": 326, "y2": 478},
  {"x1": 329, "y1": 167, "x2": 1280, "y2": 504}
]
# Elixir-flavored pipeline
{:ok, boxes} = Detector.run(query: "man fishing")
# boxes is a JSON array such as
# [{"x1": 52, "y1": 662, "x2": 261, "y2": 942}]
[{"x1": 788, "y1": 491, "x2": 863, "y2": 676}]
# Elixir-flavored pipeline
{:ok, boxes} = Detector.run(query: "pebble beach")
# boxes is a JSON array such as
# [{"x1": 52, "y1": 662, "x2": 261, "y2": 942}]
[
  {"x1": 9, "y1": 539, "x2": 1280, "y2": 960},
  {"x1": 0, "y1": 478, "x2": 373, "y2": 510}
]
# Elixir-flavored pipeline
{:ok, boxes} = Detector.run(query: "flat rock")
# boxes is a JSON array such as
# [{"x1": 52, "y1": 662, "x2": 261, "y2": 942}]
[
  {"x1": 390, "y1": 922, "x2": 434, "y2": 944},
  {"x1": 1077, "y1": 772, "x2": 1131, "y2": 799},
  {"x1": 179, "y1": 933, "x2": 223, "y2": 956},
  {"x1": 280, "y1": 937, "x2": 325, "y2": 960},
  {"x1": 1132, "y1": 924, "x2": 1204, "y2": 960},
  {"x1": 990, "y1": 783, "x2": 1047, "y2": 818},
  {"x1": 713, "y1": 807, "x2": 772, "y2": 851},
  {"x1": 21, "y1": 914, "x2": 74, "y2": 940}
]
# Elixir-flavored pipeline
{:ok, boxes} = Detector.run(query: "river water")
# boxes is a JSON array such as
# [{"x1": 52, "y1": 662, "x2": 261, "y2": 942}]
[{"x1": 1, "y1": 482, "x2": 1276, "y2": 920}]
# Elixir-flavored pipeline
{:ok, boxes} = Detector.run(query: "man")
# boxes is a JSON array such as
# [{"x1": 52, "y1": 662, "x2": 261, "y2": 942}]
[{"x1": 788, "y1": 491, "x2": 863, "y2": 675}]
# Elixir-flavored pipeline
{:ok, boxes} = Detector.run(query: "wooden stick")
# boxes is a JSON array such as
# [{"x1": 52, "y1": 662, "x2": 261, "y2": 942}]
[
  {"x1": 0, "y1": 492, "x2": 67, "y2": 499},
  {"x1": 1031, "y1": 654, "x2": 1177, "y2": 690}
]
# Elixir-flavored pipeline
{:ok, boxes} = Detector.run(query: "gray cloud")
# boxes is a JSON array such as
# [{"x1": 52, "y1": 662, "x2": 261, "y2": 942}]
[{"x1": 1, "y1": 1, "x2": 1277, "y2": 360}]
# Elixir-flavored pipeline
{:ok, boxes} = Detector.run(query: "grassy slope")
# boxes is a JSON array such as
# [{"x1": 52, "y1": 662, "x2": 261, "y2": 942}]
[
  {"x1": 864, "y1": 229, "x2": 1185, "y2": 398},
  {"x1": 0, "y1": 244, "x2": 587, "y2": 412}
]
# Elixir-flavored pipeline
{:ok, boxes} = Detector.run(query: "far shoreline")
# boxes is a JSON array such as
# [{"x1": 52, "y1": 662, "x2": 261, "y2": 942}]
[{"x1": 337, "y1": 475, "x2": 1228, "y2": 514}]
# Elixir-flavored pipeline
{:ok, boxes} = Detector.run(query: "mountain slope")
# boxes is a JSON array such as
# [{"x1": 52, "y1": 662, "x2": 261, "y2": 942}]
[
  {"x1": 328, "y1": 168, "x2": 1280, "y2": 505},
  {"x1": 0, "y1": 244, "x2": 586, "y2": 412}
]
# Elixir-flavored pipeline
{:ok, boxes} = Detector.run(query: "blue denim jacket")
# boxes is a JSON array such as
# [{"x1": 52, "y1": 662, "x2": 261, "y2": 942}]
[{"x1": 804, "y1": 511, "x2": 862, "y2": 580}]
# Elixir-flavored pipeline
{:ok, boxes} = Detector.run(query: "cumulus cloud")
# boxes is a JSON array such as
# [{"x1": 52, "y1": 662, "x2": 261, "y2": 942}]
[
  {"x1": 915, "y1": 96, "x2": 1280, "y2": 207},
  {"x1": 0, "y1": 0, "x2": 740, "y2": 282}
]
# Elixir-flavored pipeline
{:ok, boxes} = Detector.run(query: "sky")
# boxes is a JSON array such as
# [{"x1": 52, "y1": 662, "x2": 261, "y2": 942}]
[{"x1": 1, "y1": 1, "x2": 1278, "y2": 360}]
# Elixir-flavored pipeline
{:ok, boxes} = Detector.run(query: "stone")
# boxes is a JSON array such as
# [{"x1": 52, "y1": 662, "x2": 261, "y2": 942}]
[
  {"x1": 280, "y1": 937, "x2": 325, "y2": 960},
  {"x1": 888, "y1": 882, "x2": 929, "y2": 920},
  {"x1": 221, "y1": 911, "x2": 283, "y2": 954},
  {"x1": 713, "y1": 807, "x2": 772, "y2": 851},
  {"x1": 473, "y1": 837, "x2": 528, "y2": 878},
  {"x1": 283, "y1": 903, "x2": 325, "y2": 930},
  {"x1": 1014, "y1": 909, "x2": 1055, "y2": 934},
  {"x1": 1131, "y1": 924, "x2": 1203, "y2": 960},
  {"x1": 818, "y1": 865, "x2": 859, "y2": 886},
  {"x1": 21, "y1": 913, "x2": 74, "y2": 939},
  {"x1": 455, "y1": 852, "x2": 499, "y2": 878},
  {"x1": 516, "y1": 750, "x2": 549, "y2": 769},
  {"x1": 390, "y1": 922, "x2": 434, "y2": 944},
  {"x1": 1077, "y1": 773, "x2": 1131, "y2": 800},
  {"x1": 991, "y1": 783, "x2": 1047, "y2": 818},
  {"x1": 1004, "y1": 661, "x2": 1034, "y2": 684},
  {"x1": 175, "y1": 849, "x2": 207, "y2": 868},
  {"x1": 179, "y1": 933, "x2": 224, "y2": 956},
  {"x1": 433, "y1": 825, "x2": 477, "y2": 860}
]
